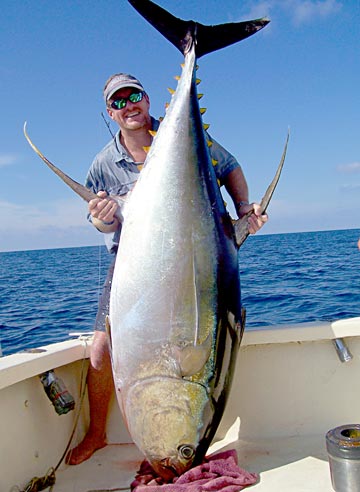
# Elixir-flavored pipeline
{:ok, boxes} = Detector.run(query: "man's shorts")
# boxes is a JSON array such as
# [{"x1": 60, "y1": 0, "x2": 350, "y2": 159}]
[{"x1": 94, "y1": 257, "x2": 116, "y2": 332}]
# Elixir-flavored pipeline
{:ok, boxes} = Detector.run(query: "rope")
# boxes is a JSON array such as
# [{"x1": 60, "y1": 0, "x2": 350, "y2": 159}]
[{"x1": 11, "y1": 339, "x2": 90, "y2": 492}]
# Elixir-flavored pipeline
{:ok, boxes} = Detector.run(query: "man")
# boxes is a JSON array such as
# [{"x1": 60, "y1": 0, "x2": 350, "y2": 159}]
[{"x1": 66, "y1": 73, "x2": 267, "y2": 465}]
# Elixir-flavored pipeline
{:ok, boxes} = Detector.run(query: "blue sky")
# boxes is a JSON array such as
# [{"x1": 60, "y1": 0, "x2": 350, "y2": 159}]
[{"x1": 0, "y1": 0, "x2": 359, "y2": 252}]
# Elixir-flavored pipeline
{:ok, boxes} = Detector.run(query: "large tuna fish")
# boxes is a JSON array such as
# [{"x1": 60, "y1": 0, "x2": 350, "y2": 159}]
[
  {"x1": 24, "y1": 0, "x2": 288, "y2": 481},
  {"x1": 108, "y1": 0, "x2": 268, "y2": 480}
]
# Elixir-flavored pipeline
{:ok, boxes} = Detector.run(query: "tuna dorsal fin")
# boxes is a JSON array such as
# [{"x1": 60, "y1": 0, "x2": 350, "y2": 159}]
[{"x1": 128, "y1": 0, "x2": 269, "y2": 58}]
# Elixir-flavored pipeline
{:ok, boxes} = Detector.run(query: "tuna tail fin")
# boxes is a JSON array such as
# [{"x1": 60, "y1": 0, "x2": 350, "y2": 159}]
[{"x1": 128, "y1": 0, "x2": 269, "y2": 58}]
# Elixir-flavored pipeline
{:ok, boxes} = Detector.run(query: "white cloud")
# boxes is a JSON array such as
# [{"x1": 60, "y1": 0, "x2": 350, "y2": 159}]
[
  {"x1": 0, "y1": 198, "x2": 105, "y2": 252},
  {"x1": 0, "y1": 153, "x2": 18, "y2": 167},
  {"x1": 242, "y1": 0, "x2": 342, "y2": 25},
  {"x1": 288, "y1": 0, "x2": 342, "y2": 24},
  {"x1": 0, "y1": 198, "x2": 91, "y2": 237},
  {"x1": 242, "y1": 1, "x2": 274, "y2": 20},
  {"x1": 339, "y1": 183, "x2": 360, "y2": 191},
  {"x1": 0, "y1": 198, "x2": 88, "y2": 230},
  {"x1": 337, "y1": 162, "x2": 360, "y2": 173}
]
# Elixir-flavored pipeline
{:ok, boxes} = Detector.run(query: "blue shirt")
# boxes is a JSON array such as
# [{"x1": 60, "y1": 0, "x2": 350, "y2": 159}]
[{"x1": 86, "y1": 117, "x2": 241, "y2": 253}]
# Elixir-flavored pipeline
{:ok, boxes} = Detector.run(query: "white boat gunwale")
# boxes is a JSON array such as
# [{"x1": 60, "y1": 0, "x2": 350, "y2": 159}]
[{"x1": 1, "y1": 317, "x2": 358, "y2": 391}]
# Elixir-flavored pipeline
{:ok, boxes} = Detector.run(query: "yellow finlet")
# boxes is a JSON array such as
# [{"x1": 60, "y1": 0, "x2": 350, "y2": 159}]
[
  {"x1": 167, "y1": 87, "x2": 175, "y2": 95},
  {"x1": 174, "y1": 75, "x2": 180, "y2": 81},
  {"x1": 200, "y1": 108, "x2": 207, "y2": 115},
  {"x1": 143, "y1": 147, "x2": 151, "y2": 153},
  {"x1": 196, "y1": 78, "x2": 201, "y2": 85},
  {"x1": 203, "y1": 123, "x2": 210, "y2": 130},
  {"x1": 212, "y1": 159, "x2": 218, "y2": 166},
  {"x1": 217, "y1": 179, "x2": 221, "y2": 186},
  {"x1": 197, "y1": 93, "x2": 204, "y2": 100},
  {"x1": 148, "y1": 130, "x2": 157, "y2": 137},
  {"x1": 137, "y1": 164, "x2": 144, "y2": 171},
  {"x1": 207, "y1": 140, "x2": 213, "y2": 148},
  {"x1": 181, "y1": 63, "x2": 185, "y2": 68},
  {"x1": 165, "y1": 102, "x2": 170, "y2": 109}
]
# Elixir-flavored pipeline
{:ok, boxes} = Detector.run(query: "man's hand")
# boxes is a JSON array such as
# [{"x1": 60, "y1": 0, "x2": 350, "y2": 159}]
[
  {"x1": 89, "y1": 191, "x2": 119, "y2": 232},
  {"x1": 238, "y1": 202, "x2": 268, "y2": 235}
]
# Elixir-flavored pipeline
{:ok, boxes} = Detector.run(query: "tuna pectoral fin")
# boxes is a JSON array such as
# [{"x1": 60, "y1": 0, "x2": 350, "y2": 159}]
[
  {"x1": 128, "y1": 0, "x2": 269, "y2": 58},
  {"x1": 234, "y1": 130, "x2": 289, "y2": 248},
  {"x1": 23, "y1": 122, "x2": 97, "y2": 203},
  {"x1": 175, "y1": 335, "x2": 212, "y2": 377}
]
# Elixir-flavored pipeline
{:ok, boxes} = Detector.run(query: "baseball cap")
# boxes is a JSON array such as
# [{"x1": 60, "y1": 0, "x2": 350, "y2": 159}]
[{"x1": 103, "y1": 73, "x2": 145, "y2": 102}]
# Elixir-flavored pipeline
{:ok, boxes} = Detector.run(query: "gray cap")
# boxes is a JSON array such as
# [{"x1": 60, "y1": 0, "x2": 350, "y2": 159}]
[{"x1": 103, "y1": 73, "x2": 145, "y2": 102}]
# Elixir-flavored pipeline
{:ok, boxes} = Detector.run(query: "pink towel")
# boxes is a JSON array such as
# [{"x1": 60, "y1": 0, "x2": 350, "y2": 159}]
[{"x1": 131, "y1": 449, "x2": 258, "y2": 491}]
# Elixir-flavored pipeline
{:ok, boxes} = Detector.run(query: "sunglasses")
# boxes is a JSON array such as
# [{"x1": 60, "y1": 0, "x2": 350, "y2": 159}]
[{"x1": 109, "y1": 91, "x2": 145, "y2": 110}]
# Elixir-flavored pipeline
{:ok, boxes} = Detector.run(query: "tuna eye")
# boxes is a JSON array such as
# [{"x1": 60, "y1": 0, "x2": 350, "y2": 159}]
[{"x1": 178, "y1": 444, "x2": 195, "y2": 460}]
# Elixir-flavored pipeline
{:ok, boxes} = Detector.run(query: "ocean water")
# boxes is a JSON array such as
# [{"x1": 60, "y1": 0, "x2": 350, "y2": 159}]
[{"x1": 1, "y1": 229, "x2": 359, "y2": 357}]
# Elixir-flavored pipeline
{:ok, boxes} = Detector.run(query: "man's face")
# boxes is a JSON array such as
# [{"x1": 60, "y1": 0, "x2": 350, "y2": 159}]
[{"x1": 107, "y1": 87, "x2": 151, "y2": 131}]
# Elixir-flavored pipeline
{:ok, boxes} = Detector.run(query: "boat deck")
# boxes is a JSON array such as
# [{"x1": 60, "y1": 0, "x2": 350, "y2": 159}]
[{"x1": 53, "y1": 434, "x2": 333, "y2": 491}]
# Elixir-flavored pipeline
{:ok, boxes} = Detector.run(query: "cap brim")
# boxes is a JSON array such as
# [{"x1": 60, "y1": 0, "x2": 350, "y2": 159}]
[{"x1": 106, "y1": 83, "x2": 144, "y2": 101}]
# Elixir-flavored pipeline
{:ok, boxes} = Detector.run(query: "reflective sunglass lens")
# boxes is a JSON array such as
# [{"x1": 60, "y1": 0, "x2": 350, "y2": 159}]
[
  {"x1": 129, "y1": 92, "x2": 144, "y2": 103},
  {"x1": 112, "y1": 100, "x2": 126, "y2": 109},
  {"x1": 111, "y1": 91, "x2": 144, "y2": 110}
]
